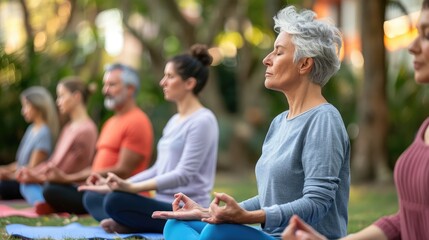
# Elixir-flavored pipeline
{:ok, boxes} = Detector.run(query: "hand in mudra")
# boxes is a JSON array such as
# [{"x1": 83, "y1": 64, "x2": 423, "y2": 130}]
[{"x1": 152, "y1": 192, "x2": 210, "y2": 220}]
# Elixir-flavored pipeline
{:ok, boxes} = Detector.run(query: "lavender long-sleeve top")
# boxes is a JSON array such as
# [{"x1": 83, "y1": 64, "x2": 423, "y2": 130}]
[{"x1": 129, "y1": 108, "x2": 219, "y2": 207}]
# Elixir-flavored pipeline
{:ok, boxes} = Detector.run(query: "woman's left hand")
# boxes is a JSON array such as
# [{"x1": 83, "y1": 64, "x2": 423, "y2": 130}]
[
  {"x1": 282, "y1": 215, "x2": 328, "y2": 240},
  {"x1": 45, "y1": 166, "x2": 67, "y2": 183},
  {"x1": 202, "y1": 192, "x2": 247, "y2": 224},
  {"x1": 105, "y1": 172, "x2": 135, "y2": 193}
]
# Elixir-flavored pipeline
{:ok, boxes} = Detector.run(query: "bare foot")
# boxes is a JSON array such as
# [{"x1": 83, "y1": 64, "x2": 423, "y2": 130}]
[{"x1": 100, "y1": 218, "x2": 133, "y2": 233}]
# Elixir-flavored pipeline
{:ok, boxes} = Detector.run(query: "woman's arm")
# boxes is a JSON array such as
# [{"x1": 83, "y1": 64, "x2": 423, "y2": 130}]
[
  {"x1": 0, "y1": 162, "x2": 18, "y2": 179},
  {"x1": 342, "y1": 226, "x2": 387, "y2": 240},
  {"x1": 27, "y1": 149, "x2": 49, "y2": 168},
  {"x1": 282, "y1": 215, "x2": 387, "y2": 240}
]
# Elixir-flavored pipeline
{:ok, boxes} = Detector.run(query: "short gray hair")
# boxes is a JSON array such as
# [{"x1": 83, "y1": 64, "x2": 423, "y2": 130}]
[
  {"x1": 273, "y1": 6, "x2": 342, "y2": 86},
  {"x1": 105, "y1": 63, "x2": 140, "y2": 96}
]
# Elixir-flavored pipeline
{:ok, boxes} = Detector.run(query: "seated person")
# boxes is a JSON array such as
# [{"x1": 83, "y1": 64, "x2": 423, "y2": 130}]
[
  {"x1": 152, "y1": 6, "x2": 350, "y2": 240},
  {"x1": 281, "y1": 1, "x2": 429, "y2": 240},
  {"x1": 78, "y1": 44, "x2": 219, "y2": 234},
  {"x1": 0, "y1": 86, "x2": 59, "y2": 200},
  {"x1": 16, "y1": 77, "x2": 98, "y2": 214},
  {"x1": 41, "y1": 63, "x2": 154, "y2": 215}
]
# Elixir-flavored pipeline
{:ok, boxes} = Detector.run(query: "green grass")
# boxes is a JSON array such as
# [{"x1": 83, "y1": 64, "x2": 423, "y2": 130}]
[{"x1": 0, "y1": 173, "x2": 398, "y2": 239}]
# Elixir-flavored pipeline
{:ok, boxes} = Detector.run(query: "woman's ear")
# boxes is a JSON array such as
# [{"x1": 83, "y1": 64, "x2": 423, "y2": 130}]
[
  {"x1": 72, "y1": 91, "x2": 83, "y2": 103},
  {"x1": 186, "y1": 77, "x2": 197, "y2": 90},
  {"x1": 299, "y1": 57, "x2": 314, "y2": 74}
]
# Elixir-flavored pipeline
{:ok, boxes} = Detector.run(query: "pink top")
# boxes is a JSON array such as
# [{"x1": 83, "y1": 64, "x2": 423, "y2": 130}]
[
  {"x1": 374, "y1": 117, "x2": 429, "y2": 240},
  {"x1": 34, "y1": 119, "x2": 98, "y2": 174}
]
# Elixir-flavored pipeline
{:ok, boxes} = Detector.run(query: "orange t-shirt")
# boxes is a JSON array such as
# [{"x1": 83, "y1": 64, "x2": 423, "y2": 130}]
[{"x1": 92, "y1": 107, "x2": 153, "y2": 176}]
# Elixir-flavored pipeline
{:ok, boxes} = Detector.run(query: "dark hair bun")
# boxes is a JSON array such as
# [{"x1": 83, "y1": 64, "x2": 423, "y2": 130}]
[{"x1": 190, "y1": 44, "x2": 213, "y2": 66}]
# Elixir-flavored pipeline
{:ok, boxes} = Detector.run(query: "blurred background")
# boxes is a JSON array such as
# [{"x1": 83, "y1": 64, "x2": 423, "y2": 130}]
[{"x1": 0, "y1": 0, "x2": 427, "y2": 184}]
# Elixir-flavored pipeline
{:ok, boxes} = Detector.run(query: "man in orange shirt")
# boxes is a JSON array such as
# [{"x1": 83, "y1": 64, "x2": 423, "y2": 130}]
[
  {"x1": 41, "y1": 63, "x2": 154, "y2": 214},
  {"x1": 90, "y1": 63, "x2": 154, "y2": 178}
]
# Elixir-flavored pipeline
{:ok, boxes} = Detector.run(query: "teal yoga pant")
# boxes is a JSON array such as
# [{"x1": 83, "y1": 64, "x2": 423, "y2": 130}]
[{"x1": 163, "y1": 219, "x2": 277, "y2": 240}]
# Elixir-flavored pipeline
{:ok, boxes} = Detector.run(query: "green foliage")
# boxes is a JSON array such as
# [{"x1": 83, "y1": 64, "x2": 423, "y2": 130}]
[
  {"x1": 0, "y1": 0, "x2": 427, "y2": 177},
  {"x1": 387, "y1": 59, "x2": 429, "y2": 168}
]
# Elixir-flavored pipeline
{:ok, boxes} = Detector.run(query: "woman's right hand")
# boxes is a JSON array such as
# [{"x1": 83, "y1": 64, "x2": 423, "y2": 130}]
[
  {"x1": 152, "y1": 192, "x2": 211, "y2": 220},
  {"x1": 15, "y1": 167, "x2": 44, "y2": 183},
  {"x1": 78, "y1": 173, "x2": 112, "y2": 194},
  {"x1": 282, "y1": 215, "x2": 327, "y2": 240},
  {"x1": 77, "y1": 183, "x2": 112, "y2": 194},
  {"x1": 85, "y1": 173, "x2": 107, "y2": 186}
]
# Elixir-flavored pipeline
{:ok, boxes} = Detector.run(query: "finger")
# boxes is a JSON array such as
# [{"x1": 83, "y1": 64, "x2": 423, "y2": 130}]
[
  {"x1": 201, "y1": 217, "x2": 220, "y2": 224},
  {"x1": 281, "y1": 217, "x2": 298, "y2": 239},
  {"x1": 172, "y1": 193, "x2": 187, "y2": 211},
  {"x1": 152, "y1": 211, "x2": 175, "y2": 219},
  {"x1": 293, "y1": 215, "x2": 314, "y2": 232},
  {"x1": 213, "y1": 192, "x2": 235, "y2": 205},
  {"x1": 176, "y1": 192, "x2": 191, "y2": 202},
  {"x1": 152, "y1": 211, "x2": 168, "y2": 219},
  {"x1": 295, "y1": 230, "x2": 317, "y2": 240},
  {"x1": 106, "y1": 172, "x2": 118, "y2": 180}
]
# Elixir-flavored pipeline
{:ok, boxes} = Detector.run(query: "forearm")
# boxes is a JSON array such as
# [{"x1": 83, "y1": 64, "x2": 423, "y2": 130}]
[
  {"x1": 66, "y1": 167, "x2": 92, "y2": 183},
  {"x1": 128, "y1": 178, "x2": 157, "y2": 193},
  {"x1": 342, "y1": 225, "x2": 387, "y2": 240},
  {"x1": 237, "y1": 209, "x2": 266, "y2": 225},
  {"x1": 0, "y1": 162, "x2": 17, "y2": 173}
]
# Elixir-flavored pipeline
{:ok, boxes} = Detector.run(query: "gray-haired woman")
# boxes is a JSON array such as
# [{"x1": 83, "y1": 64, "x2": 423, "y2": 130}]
[{"x1": 153, "y1": 5, "x2": 350, "y2": 240}]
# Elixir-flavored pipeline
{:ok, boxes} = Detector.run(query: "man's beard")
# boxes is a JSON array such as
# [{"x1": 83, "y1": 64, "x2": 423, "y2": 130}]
[{"x1": 104, "y1": 89, "x2": 127, "y2": 110}]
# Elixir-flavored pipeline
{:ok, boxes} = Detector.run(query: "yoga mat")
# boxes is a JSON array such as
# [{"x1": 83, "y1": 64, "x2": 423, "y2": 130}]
[
  {"x1": 0, "y1": 204, "x2": 39, "y2": 218},
  {"x1": 0, "y1": 204, "x2": 71, "y2": 218},
  {"x1": 6, "y1": 222, "x2": 164, "y2": 240}
]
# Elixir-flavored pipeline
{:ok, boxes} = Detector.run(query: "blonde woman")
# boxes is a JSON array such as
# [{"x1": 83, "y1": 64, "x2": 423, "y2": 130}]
[
  {"x1": 0, "y1": 86, "x2": 59, "y2": 200},
  {"x1": 17, "y1": 77, "x2": 98, "y2": 214}
]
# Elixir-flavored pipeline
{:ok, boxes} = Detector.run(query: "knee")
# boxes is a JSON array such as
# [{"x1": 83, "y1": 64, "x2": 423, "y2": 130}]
[
  {"x1": 82, "y1": 191, "x2": 101, "y2": 210},
  {"x1": 163, "y1": 219, "x2": 180, "y2": 239},
  {"x1": 42, "y1": 183, "x2": 58, "y2": 200},
  {"x1": 103, "y1": 191, "x2": 131, "y2": 214}
]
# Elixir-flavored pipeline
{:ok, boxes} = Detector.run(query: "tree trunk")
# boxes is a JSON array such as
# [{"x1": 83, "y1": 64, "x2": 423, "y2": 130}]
[{"x1": 352, "y1": 0, "x2": 391, "y2": 183}]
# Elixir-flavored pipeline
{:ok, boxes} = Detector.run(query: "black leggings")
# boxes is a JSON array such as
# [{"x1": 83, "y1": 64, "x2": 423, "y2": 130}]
[
  {"x1": 83, "y1": 191, "x2": 172, "y2": 233},
  {"x1": 43, "y1": 183, "x2": 87, "y2": 214},
  {"x1": 0, "y1": 180, "x2": 23, "y2": 200}
]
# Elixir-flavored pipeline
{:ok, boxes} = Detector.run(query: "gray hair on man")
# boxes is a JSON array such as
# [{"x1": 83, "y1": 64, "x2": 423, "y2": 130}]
[
  {"x1": 273, "y1": 6, "x2": 342, "y2": 86},
  {"x1": 105, "y1": 63, "x2": 141, "y2": 97}
]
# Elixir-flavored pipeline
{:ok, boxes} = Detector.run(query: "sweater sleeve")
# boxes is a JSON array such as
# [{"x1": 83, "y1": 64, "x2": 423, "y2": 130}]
[
  {"x1": 263, "y1": 111, "x2": 349, "y2": 233},
  {"x1": 239, "y1": 195, "x2": 261, "y2": 211},
  {"x1": 127, "y1": 164, "x2": 158, "y2": 183},
  {"x1": 373, "y1": 213, "x2": 401, "y2": 240}
]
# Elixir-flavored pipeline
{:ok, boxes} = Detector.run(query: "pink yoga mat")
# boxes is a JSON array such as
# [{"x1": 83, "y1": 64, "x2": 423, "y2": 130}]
[
  {"x1": 0, "y1": 204, "x2": 71, "y2": 218},
  {"x1": 0, "y1": 204, "x2": 39, "y2": 218}
]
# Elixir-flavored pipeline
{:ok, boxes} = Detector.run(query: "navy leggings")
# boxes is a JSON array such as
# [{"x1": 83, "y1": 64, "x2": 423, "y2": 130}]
[
  {"x1": 43, "y1": 183, "x2": 87, "y2": 214},
  {"x1": 0, "y1": 180, "x2": 23, "y2": 200},
  {"x1": 82, "y1": 191, "x2": 172, "y2": 233}
]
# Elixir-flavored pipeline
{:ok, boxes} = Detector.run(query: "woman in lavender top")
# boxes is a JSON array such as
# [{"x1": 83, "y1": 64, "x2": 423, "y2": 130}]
[{"x1": 79, "y1": 44, "x2": 219, "y2": 234}]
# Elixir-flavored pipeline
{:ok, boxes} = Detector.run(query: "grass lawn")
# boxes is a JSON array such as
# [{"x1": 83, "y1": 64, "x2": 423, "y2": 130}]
[{"x1": 0, "y1": 172, "x2": 398, "y2": 239}]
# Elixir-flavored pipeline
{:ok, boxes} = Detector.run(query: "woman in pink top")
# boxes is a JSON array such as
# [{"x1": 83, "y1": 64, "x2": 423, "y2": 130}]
[
  {"x1": 16, "y1": 77, "x2": 98, "y2": 215},
  {"x1": 281, "y1": 1, "x2": 429, "y2": 240}
]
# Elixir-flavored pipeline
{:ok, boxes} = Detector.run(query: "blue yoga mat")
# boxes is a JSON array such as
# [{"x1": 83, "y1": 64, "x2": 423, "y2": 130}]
[{"x1": 6, "y1": 222, "x2": 164, "y2": 240}]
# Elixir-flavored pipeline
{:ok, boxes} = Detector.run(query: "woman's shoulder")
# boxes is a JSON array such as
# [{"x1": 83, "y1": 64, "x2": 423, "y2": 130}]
[
  {"x1": 301, "y1": 103, "x2": 342, "y2": 121},
  {"x1": 190, "y1": 108, "x2": 218, "y2": 124},
  {"x1": 38, "y1": 124, "x2": 52, "y2": 136}
]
